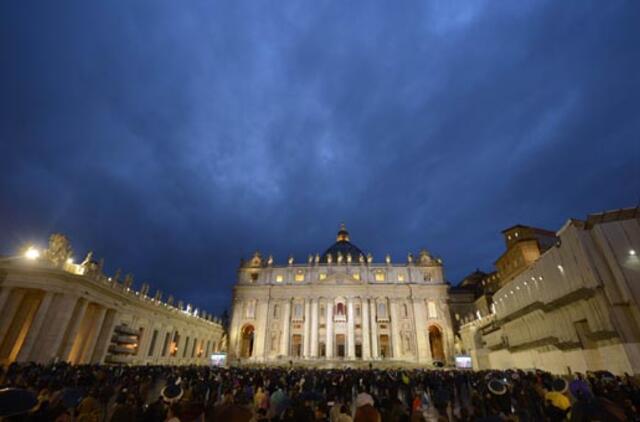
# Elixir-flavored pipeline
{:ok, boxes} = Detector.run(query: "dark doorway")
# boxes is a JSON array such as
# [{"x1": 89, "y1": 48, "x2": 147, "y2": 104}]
[{"x1": 240, "y1": 325, "x2": 255, "y2": 358}]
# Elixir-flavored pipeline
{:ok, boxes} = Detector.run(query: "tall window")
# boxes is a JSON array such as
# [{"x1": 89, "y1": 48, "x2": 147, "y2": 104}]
[
  {"x1": 294, "y1": 304, "x2": 303, "y2": 319},
  {"x1": 295, "y1": 271, "x2": 305, "y2": 282},
  {"x1": 427, "y1": 301, "x2": 437, "y2": 318},
  {"x1": 336, "y1": 302, "x2": 345, "y2": 316},
  {"x1": 377, "y1": 302, "x2": 387, "y2": 319},
  {"x1": 245, "y1": 300, "x2": 256, "y2": 319},
  {"x1": 375, "y1": 272, "x2": 385, "y2": 282}
]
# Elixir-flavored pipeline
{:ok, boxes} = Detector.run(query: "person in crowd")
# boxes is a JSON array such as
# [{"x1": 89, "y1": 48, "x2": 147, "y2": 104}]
[{"x1": 0, "y1": 362, "x2": 638, "y2": 421}]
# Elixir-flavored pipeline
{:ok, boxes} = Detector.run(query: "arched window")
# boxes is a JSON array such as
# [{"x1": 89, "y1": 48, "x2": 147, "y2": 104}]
[{"x1": 336, "y1": 302, "x2": 345, "y2": 315}]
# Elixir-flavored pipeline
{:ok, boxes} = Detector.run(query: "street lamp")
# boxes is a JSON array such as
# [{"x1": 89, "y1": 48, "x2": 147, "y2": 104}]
[{"x1": 24, "y1": 247, "x2": 41, "y2": 260}]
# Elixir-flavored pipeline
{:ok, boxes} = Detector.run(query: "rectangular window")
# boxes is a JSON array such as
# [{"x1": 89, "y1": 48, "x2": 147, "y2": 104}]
[
  {"x1": 295, "y1": 272, "x2": 305, "y2": 282},
  {"x1": 294, "y1": 303, "x2": 303, "y2": 319},
  {"x1": 275, "y1": 274, "x2": 284, "y2": 282},
  {"x1": 427, "y1": 301, "x2": 437, "y2": 318},
  {"x1": 148, "y1": 330, "x2": 158, "y2": 357},
  {"x1": 375, "y1": 272, "x2": 385, "y2": 282},
  {"x1": 319, "y1": 273, "x2": 327, "y2": 280},
  {"x1": 352, "y1": 273, "x2": 360, "y2": 281},
  {"x1": 377, "y1": 303, "x2": 387, "y2": 319},
  {"x1": 398, "y1": 274, "x2": 405, "y2": 282}
]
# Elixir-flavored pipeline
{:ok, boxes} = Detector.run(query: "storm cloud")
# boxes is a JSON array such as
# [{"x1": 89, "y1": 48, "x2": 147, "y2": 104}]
[{"x1": 1, "y1": 1, "x2": 639, "y2": 315}]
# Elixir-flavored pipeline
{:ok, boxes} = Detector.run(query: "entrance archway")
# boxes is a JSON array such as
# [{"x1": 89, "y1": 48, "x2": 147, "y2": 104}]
[
  {"x1": 428, "y1": 325, "x2": 445, "y2": 362},
  {"x1": 336, "y1": 334, "x2": 345, "y2": 358},
  {"x1": 240, "y1": 325, "x2": 255, "y2": 358}
]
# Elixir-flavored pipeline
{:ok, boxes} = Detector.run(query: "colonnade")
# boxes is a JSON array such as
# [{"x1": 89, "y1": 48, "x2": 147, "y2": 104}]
[{"x1": 0, "y1": 287, "x2": 117, "y2": 365}]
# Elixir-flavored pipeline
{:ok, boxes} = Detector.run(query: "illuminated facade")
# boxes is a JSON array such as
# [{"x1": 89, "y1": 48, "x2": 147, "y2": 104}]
[
  {"x1": 459, "y1": 207, "x2": 640, "y2": 374},
  {"x1": 0, "y1": 234, "x2": 225, "y2": 366},
  {"x1": 229, "y1": 225, "x2": 454, "y2": 366}
]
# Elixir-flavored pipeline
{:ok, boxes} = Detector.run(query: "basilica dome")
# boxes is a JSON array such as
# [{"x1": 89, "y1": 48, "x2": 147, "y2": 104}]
[{"x1": 322, "y1": 224, "x2": 365, "y2": 263}]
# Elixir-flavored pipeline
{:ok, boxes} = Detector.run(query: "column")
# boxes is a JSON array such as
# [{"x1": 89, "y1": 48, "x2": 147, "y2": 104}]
[
  {"x1": 361, "y1": 297, "x2": 371, "y2": 360},
  {"x1": 0, "y1": 287, "x2": 12, "y2": 315},
  {"x1": 80, "y1": 306, "x2": 107, "y2": 364},
  {"x1": 32, "y1": 295, "x2": 78, "y2": 363},
  {"x1": 255, "y1": 300, "x2": 270, "y2": 360},
  {"x1": 412, "y1": 299, "x2": 429, "y2": 363},
  {"x1": 280, "y1": 300, "x2": 291, "y2": 356},
  {"x1": 58, "y1": 298, "x2": 88, "y2": 361},
  {"x1": 16, "y1": 292, "x2": 54, "y2": 362},
  {"x1": 370, "y1": 300, "x2": 379, "y2": 358},
  {"x1": 326, "y1": 301, "x2": 334, "y2": 359},
  {"x1": 310, "y1": 299, "x2": 319, "y2": 357},
  {"x1": 0, "y1": 289, "x2": 24, "y2": 342},
  {"x1": 303, "y1": 299, "x2": 311, "y2": 357},
  {"x1": 91, "y1": 309, "x2": 117, "y2": 363},
  {"x1": 389, "y1": 299, "x2": 402, "y2": 359},
  {"x1": 347, "y1": 298, "x2": 355, "y2": 359}
]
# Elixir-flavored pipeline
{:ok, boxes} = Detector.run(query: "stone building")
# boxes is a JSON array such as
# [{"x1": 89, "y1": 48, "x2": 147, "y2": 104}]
[
  {"x1": 459, "y1": 207, "x2": 640, "y2": 374},
  {"x1": 229, "y1": 225, "x2": 454, "y2": 366},
  {"x1": 0, "y1": 234, "x2": 225, "y2": 366}
]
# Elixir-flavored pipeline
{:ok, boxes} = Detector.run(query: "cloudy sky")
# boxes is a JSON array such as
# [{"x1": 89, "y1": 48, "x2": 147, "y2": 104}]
[{"x1": 1, "y1": 1, "x2": 639, "y2": 315}]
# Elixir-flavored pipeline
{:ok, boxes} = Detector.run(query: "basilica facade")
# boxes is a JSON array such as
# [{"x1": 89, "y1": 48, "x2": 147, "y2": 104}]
[{"x1": 229, "y1": 225, "x2": 454, "y2": 366}]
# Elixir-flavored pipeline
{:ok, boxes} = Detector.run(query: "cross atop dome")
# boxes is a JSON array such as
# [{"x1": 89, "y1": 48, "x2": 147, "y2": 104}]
[{"x1": 336, "y1": 223, "x2": 350, "y2": 242}]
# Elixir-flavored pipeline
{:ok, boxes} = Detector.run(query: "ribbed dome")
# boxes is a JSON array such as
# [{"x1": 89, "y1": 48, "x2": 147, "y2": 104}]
[{"x1": 322, "y1": 224, "x2": 364, "y2": 263}]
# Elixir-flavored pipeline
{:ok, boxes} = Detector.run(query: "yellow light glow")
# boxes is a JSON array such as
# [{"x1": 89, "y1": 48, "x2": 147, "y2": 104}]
[
  {"x1": 24, "y1": 247, "x2": 40, "y2": 260},
  {"x1": 66, "y1": 257, "x2": 74, "y2": 264}
]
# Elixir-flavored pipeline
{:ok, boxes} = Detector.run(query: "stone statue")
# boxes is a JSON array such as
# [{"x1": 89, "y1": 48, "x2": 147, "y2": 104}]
[
  {"x1": 178, "y1": 300, "x2": 184, "y2": 310},
  {"x1": 81, "y1": 251, "x2": 100, "y2": 276},
  {"x1": 315, "y1": 253, "x2": 320, "y2": 264},
  {"x1": 123, "y1": 274, "x2": 134, "y2": 289},
  {"x1": 113, "y1": 269, "x2": 121, "y2": 283},
  {"x1": 288, "y1": 255, "x2": 294, "y2": 265},
  {"x1": 337, "y1": 252, "x2": 343, "y2": 263},
  {"x1": 326, "y1": 254, "x2": 333, "y2": 264},
  {"x1": 367, "y1": 253, "x2": 373, "y2": 264},
  {"x1": 347, "y1": 253, "x2": 352, "y2": 263},
  {"x1": 154, "y1": 290, "x2": 163, "y2": 301},
  {"x1": 359, "y1": 254, "x2": 365, "y2": 264},
  {"x1": 407, "y1": 253, "x2": 413, "y2": 264},
  {"x1": 167, "y1": 295, "x2": 175, "y2": 306},
  {"x1": 44, "y1": 233, "x2": 73, "y2": 267},
  {"x1": 308, "y1": 254, "x2": 314, "y2": 264},
  {"x1": 385, "y1": 254, "x2": 391, "y2": 264},
  {"x1": 267, "y1": 255, "x2": 273, "y2": 266}
]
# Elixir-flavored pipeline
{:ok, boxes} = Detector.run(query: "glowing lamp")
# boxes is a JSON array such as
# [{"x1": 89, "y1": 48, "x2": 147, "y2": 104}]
[{"x1": 24, "y1": 247, "x2": 40, "y2": 260}]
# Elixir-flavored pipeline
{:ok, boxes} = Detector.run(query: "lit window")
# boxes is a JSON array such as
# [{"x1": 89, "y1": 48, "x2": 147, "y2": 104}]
[
  {"x1": 507, "y1": 235, "x2": 511, "y2": 240},
  {"x1": 375, "y1": 272, "x2": 385, "y2": 282},
  {"x1": 319, "y1": 273, "x2": 327, "y2": 280},
  {"x1": 631, "y1": 249, "x2": 637, "y2": 256},
  {"x1": 352, "y1": 273, "x2": 360, "y2": 281},
  {"x1": 427, "y1": 301, "x2": 437, "y2": 318},
  {"x1": 275, "y1": 274, "x2": 284, "y2": 283},
  {"x1": 295, "y1": 272, "x2": 304, "y2": 282},
  {"x1": 514, "y1": 232, "x2": 519, "y2": 237},
  {"x1": 398, "y1": 274, "x2": 405, "y2": 282}
]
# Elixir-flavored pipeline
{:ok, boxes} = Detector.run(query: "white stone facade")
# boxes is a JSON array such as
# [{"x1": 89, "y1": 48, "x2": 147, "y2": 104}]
[
  {"x1": 0, "y1": 235, "x2": 225, "y2": 366},
  {"x1": 229, "y1": 226, "x2": 454, "y2": 366},
  {"x1": 460, "y1": 208, "x2": 640, "y2": 374}
]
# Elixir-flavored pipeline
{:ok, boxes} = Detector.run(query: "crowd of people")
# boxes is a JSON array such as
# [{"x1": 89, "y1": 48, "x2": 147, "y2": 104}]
[{"x1": 0, "y1": 362, "x2": 639, "y2": 421}]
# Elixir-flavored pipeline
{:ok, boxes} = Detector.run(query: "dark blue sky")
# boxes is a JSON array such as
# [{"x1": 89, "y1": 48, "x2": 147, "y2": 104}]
[{"x1": 1, "y1": 2, "x2": 639, "y2": 316}]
